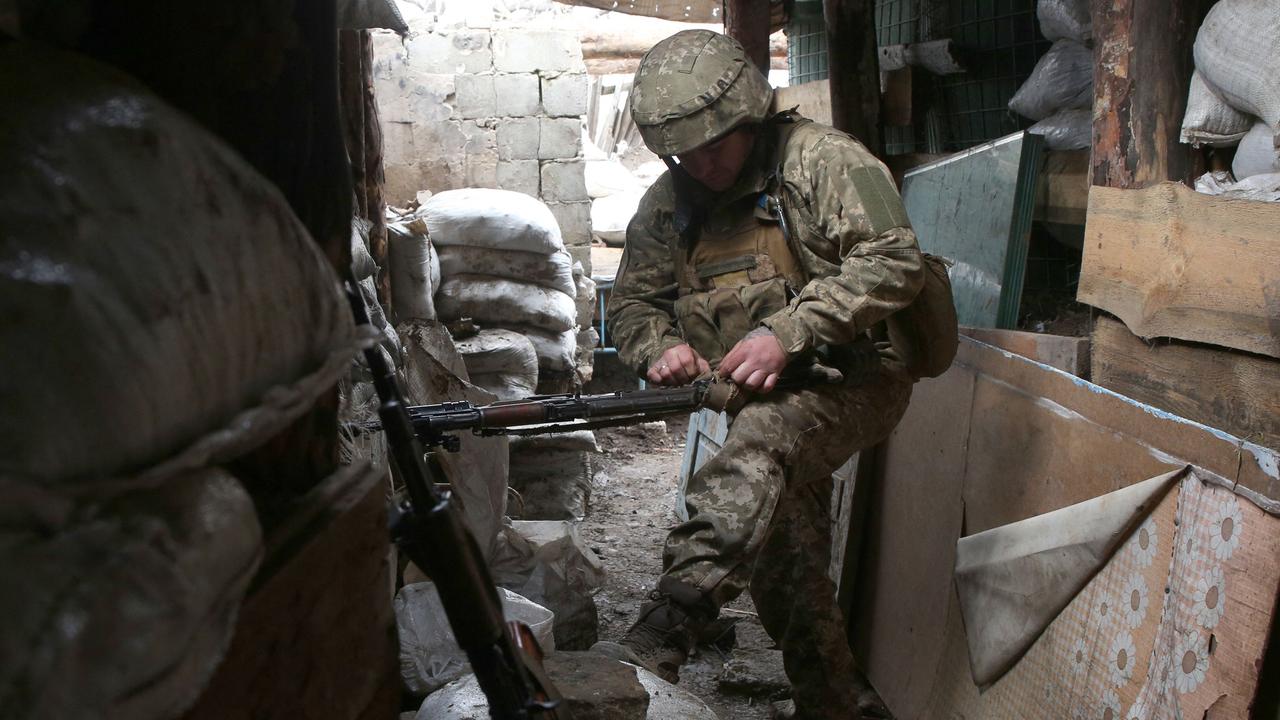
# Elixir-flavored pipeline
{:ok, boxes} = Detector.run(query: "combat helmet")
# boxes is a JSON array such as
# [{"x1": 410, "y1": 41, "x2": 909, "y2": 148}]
[{"x1": 630, "y1": 29, "x2": 774, "y2": 157}]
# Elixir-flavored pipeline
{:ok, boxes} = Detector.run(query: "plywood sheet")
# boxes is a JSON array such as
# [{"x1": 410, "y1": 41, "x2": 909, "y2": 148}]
[
  {"x1": 1092, "y1": 315, "x2": 1280, "y2": 452},
  {"x1": 1078, "y1": 182, "x2": 1280, "y2": 359},
  {"x1": 961, "y1": 326, "x2": 1089, "y2": 376}
]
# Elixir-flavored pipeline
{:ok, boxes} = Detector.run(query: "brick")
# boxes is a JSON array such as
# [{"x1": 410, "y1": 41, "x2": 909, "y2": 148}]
[
  {"x1": 492, "y1": 30, "x2": 585, "y2": 73},
  {"x1": 497, "y1": 117, "x2": 540, "y2": 161},
  {"x1": 498, "y1": 160, "x2": 540, "y2": 197},
  {"x1": 541, "y1": 160, "x2": 588, "y2": 203},
  {"x1": 539, "y1": 117, "x2": 582, "y2": 160},
  {"x1": 406, "y1": 30, "x2": 492, "y2": 74},
  {"x1": 494, "y1": 73, "x2": 541, "y2": 117},
  {"x1": 542, "y1": 72, "x2": 589, "y2": 117},
  {"x1": 455, "y1": 74, "x2": 496, "y2": 119},
  {"x1": 546, "y1": 200, "x2": 593, "y2": 247}
]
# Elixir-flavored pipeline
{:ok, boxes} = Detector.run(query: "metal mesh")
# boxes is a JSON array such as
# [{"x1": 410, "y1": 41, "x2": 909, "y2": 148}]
[{"x1": 786, "y1": 14, "x2": 829, "y2": 85}]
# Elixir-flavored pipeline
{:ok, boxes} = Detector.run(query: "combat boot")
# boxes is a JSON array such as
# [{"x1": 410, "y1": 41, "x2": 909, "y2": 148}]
[{"x1": 591, "y1": 589, "x2": 711, "y2": 683}]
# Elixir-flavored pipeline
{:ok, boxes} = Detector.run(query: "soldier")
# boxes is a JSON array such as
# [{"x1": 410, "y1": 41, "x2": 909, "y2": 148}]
[{"x1": 592, "y1": 29, "x2": 927, "y2": 720}]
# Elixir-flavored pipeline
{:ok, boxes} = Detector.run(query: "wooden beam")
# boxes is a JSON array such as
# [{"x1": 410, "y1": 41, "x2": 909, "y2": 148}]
[
  {"x1": 1090, "y1": 0, "x2": 1214, "y2": 189},
  {"x1": 823, "y1": 0, "x2": 881, "y2": 154},
  {"x1": 1092, "y1": 315, "x2": 1280, "y2": 452},
  {"x1": 960, "y1": 327, "x2": 1090, "y2": 377},
  {"x1": 1078, "y1": 182, "x2": 1280, "y2": 360},
  {"x1": 723, "y1": 0, "x2": 771, "y2": 73}
]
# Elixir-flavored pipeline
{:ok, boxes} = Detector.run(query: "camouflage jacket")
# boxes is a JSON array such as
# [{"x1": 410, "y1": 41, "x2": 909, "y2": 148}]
[{"x1": 608, "y1": 115, "x2": 926, "y2": 374}]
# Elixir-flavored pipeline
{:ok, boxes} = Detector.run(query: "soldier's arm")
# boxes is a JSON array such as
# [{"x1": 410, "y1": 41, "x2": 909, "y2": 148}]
[
  {"x1": 606, "y1": 180, "x2": 687, "y2": 376},
  {"x1": 761, "y1": 133, "x2": 925, "y2": 359}
]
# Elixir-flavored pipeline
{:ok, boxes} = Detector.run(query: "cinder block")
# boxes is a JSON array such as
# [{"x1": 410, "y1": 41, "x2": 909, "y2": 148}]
[
  {"x1": 455, "y1": 74, "x2": 496, "y2": 119},
  {"x1": 370, "y1": 30, "x2": 407, "y2": 80},
  {"x1": 492, "y1": 30, "x2": 585, "y2": 73},
  {"x1": 539, "y1": 118, "x2": 582, "y2": 160},
  {"x1": 374, "y1": 70, "x2": 455, "y2": 125},
  {"x1": 541, "y1": 160, "x2": 588, "y2": 203},
  {"x1": 541, "y1": 73, "x2": 589, "y2": 117},
  {"x1": 498, "y1": 160, "x2": 540, "y2": 197},
  {"x1": 566, "y1": 245, "x2": 594, "y2": 278},
  {"x1": 497, "y1": 118, "x2": 541, "y2": 161},
  {"x1": 466, "y1": 153, "x2": 498, "y2": 188},
  {"x1": 460, "y1": 120, "x2": 497, "y2": 153},
  {"x1": 546, "y1": 200, "x2": 593, "y2": 247},
  {"x1": 495, "y1": 73, "x2": 541, "y2": 117},
  {"x1": 406, "y1": 30, "x2": 492, "y2": 74}
]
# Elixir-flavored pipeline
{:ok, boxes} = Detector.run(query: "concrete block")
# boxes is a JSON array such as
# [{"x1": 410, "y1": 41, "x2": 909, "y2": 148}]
[
  {"x1": 370, "y1": 30, "x2": 407, "y2": 80},
  {"x1": 567, "y1": 245, "x2": 593, "y2": 276},
  {"x1": 406, "y1": 30, "x2": 492, "y2": 74},
  {"x1": 455, "y1": 74, "x2": 496, "y2": 119},
  {"x1": 460, "y1": 120, "x2": 497, "y2": 154},
  {"x1": 492, "y1": 29, "x2": 585, "y2": 73},
  {"x1": 546, "y1": 201, "x2": 593, "y2": 248},
  {"x1": 497, "y1": 117, "x2": 540, "y2": 161},
  {"x1": 541, "y1": 160, "x2": 589, "y2": 203},
  {"x1": 373, "y1": 70, "x2": 454, "y2": 125},
  {"x1": 466, "y1": 153, "x2": 498, "y2": 188},
  {"x1": 498, "y1": 160, "x2": 540, "y2": 197},
  {"x1": 539, "y1": 117, "x2": 582, "y2": 160},
  {"x1": 494, "y1": 73, "x2": 541, "y2": 117},
  {"x1": 542, "y1": 73, "x2": 589, "y2": 117}
]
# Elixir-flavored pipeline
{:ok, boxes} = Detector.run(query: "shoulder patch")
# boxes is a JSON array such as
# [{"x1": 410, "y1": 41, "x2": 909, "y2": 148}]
[{"x1": 849, "y1": 165, "x2": 909, "y2": 234}]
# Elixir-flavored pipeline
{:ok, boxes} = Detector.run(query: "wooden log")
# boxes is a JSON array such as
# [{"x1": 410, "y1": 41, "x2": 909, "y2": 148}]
[
  {"x1": 723, "y1": 0, "x2": 772, "y2": 73},
  {"x1": 960, "y1": 327, "x2": 1090, "y2": 377},
  {"x1": 1090, "y1": 0, "x2": 1214, "y2": 189},
  {"x1": 1091, "y1": 314, "x2": 1280, "y2": 452},
  {"x1": 1077, "y1": 182, "x2": 1280, "y2": 359},
  {"x1": 823, "y1": 0, "x2": 881, "y2": 155}
]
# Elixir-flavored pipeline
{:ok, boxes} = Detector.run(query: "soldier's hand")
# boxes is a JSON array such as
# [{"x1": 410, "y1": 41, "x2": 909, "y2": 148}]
[
  {"x1": 719, "y1": 328, "x2": 787, "y2": 393},
  {"x1": 647, "y1": 344, "x2": 710, "y2": 386}
]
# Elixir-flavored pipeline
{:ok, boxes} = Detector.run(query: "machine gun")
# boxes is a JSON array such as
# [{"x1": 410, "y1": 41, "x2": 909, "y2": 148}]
[{"x1": 346, "y1": 276, "x2": 567, "y2": 720}]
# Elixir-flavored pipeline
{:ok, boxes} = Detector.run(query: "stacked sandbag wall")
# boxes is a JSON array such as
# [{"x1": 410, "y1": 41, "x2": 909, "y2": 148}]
[{"x1": 1009, "y1": 0, "x2": 1093, "y2": 151}]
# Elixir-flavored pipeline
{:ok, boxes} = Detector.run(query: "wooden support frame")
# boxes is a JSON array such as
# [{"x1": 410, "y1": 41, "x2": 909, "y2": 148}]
[{"x1": 823, "y1": 0, "x2": 881, "y2": 155}]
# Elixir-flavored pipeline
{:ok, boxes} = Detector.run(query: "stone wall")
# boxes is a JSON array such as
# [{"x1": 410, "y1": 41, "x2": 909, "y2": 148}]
[{"x1": 371, "y1": 23, "x2": 593, "y2": 271}]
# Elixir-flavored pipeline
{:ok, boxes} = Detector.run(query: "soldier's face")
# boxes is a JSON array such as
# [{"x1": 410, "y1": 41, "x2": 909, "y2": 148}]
[{"x1": 676, "y1": 127, "x2": 755, "y2": 192}]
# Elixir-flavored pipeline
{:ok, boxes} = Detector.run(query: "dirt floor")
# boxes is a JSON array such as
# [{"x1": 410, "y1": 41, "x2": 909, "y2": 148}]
[{"x1": 583, "y1": 422, "x2": 788, "y2": 720}]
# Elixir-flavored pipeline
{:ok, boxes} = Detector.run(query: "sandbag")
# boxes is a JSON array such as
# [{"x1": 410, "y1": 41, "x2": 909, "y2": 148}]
[
  {"x1": 1181, "y1": 70, "x2": 1255, "y2": 147},
  {"x1": 436, "y1": 245, "x2": 576, "y2": 297},
  {"x1": 0, "y1": 43, "x2": 355, "y2": 491},
  {"x1": 490, "y1": 521, "x2": 606, "y2": 650},
  {"x1": 1037, "y1": 0, "x2": 1090, "y2": 42},
  {"x1": 1194, "y1": 0, "x2": 1280, "y2": 129},
  {"x1": 509, "y1": 430, "x2": 600, "y2": 454},
  {"x1": 469, "y1": 371, "x2": 538, "y2": 402},
  {"x1": 455, "y1": 329, "x2": 539, "y2": 377},
  {"x1": 1232, "y1": 121, "x2": 1280, "y2": 179},
  {"x1": 514, "y1": 327, "x2": 577, "y2": 374},
  {"x1": 0, "y1": 469, "x2": 262, "y2": 720},
  {"x1": 396, "y1": 582, "x2": 553, "y2": 696},
  {"x1": 351, "y1": 218, "x2": 378, "y2": 281},
  {"x1": 422, "y1": 188, "x2": 565, "y2": 254},
  {"x1": 591, "y1": 190, "x2": 643, "y2": 247},
  {"x1": 1028, "y1": 108, "x2": 1092, "y2": 150},
  {"x1": 360, "y1": 277, "x2": 402, "y2": 364},
  {"x1": 388, "y1": 222, "x2": 440, "y2": 323},
  {"x1": 508, "y1": 447, "x2": 594, "y2": 521},
  {"x1": 1008, "y1": 40, "x2": 1093, "y2": 121},
  {"x1": 437, "y1": 275, "x2": 577, "y2": 333},
  {"x1": 585, "y1": 157, "x2": 643, "y2": 199}
]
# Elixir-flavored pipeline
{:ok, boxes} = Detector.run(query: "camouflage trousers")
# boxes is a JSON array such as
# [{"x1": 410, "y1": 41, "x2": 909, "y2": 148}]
[{"x1": 663, "y1": 361, "x2": 913, "y2": 718}]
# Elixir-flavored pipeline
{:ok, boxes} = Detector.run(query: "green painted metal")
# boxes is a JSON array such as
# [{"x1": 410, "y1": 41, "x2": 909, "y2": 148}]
[{"x1": 900, "y1": 130, "x2": 1045, "y2": 328}]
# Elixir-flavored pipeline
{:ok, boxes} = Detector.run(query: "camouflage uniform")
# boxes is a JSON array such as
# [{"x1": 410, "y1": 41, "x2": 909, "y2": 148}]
[{"x1": 604, "y1": 30, "x2": 923, "y2": 719}]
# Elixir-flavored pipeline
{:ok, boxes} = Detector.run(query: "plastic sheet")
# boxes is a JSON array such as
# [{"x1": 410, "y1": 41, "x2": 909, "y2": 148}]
[
  {"x1": 1028, "y1": 108, "x2": 1091, "y2": 150},
  {"x1": 423, "y1": 188, "x2": 565, "y2": 254},
  {"x1": 1195, "y1": 170, "x2": 1280, "y2": 202},
  {"x1": 1008, "y1": 40, "x2": 1093, "y2": 121},
  {"x1": 436, "y1": 245, "x2": 575, "y2": 297},
  {"x1": 437, "y1": 275, "x2": 578, "y2": 333},
  {"x1": 1037, "y1": 0, "x2": 1091, "y2": 42},
  {"x1": 1194, "y1": 0, "x2": 1280, "y2": 129},
  {"x1": 490, "y1": 521, "x2": 606, "y2": 650}
]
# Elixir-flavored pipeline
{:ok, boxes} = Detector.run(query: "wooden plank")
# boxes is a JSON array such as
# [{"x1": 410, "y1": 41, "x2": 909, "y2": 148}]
[
  {"x1": 1034, "y1": 150, "x2": 1089, "y2": 227},
  {"x1": 723, "y1": 0, "x2": 771, "y2": 72},
  {"x1": 1092, "y1": 314, "x2": 1280, "y2": 452},
  {"x1": 960, "y1": 326, "x2": 1089, "y2": 377},
  {"x1": 823, "y1": 0, "x2": 880, "y2": 154},
  {"x1": 1091, "y1": 0, "x2": 1213, "y2": 188},
  {"x1": 1078, "y1": 182, "x2": 1280, "y2": 359},
  {"x1": 775, "y1": 79, "x2": 833, "y2": 127}
]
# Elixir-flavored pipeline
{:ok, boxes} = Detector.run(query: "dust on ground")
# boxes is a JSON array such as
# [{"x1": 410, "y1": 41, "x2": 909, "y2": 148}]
[{"x1": 583, "y1": 422, "x2": 787, "y2": 720}]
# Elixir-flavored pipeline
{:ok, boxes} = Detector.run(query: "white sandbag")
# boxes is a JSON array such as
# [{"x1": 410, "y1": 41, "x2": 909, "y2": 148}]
[
  {"x1": 1008, "y1": 40, "x2": 1094, "y2": 121},
  {"x1": 591, "y1": 190, "x2": 643, "y2": 247},
  {"x1": 1232, "y1": 121, "x2": 1280, "y2": 179},
  {"x1": 422, "y1": 188, "x2": 565, "y2": 254},
  {"x1": 1181, "y1": 70, "x2": 1254, "y2": 147},
  {"x1": 1028, "y1": 108, "x2": 1092, "y2": 151},
  {"x1": 351, "y1": 218, "x2": 378, "y2": 281},
  {"x1": 1194, "y1": 170, "x2": 1280, "y2": 202},
  {"x1": 360, "y1": 277, "x2": 402, "y2": 364},
  {"x1": 0, "y1": 43, "x2": 356, "y2": 491},
  {"x1": 509, "y1": 430, "x2": 600, "y2": 454},
  {"x1": 388, "y1": 222, "x2": 439, "y2": 322},
  {"x1": 437, "y1": 275, "x2": 577, "y2": 333},
  {"x1": 436, "y1": 245, "x2": 576, "y2": 297},
  {"x1": 585, "y1": 157, "x2": 643, "y2": 199},
  {"x1": 469, "y1": 371, "x2": 538, "y2": 401},
  {"x1": 1037, "y1": 0, "x2": 1090, "y2": 42},
  {"x1": 0, "y1": 469, "x2": 262, "y2": 720},
  {"x1": 396, "y1": 582, "x2": 554, "y2": 696},
  {"x1": 490, "y1": 521, "x2": 606, "y2": 650},
  {"x1": 455, "y1": 329, "x2": 539, "y2": 377},
  {"x1": 513, "y1": 327, "x2": 577, "y2": 373},
  {"x1": 1194, "y1": 0, "x2": 1280, "y2": 129}
]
